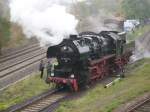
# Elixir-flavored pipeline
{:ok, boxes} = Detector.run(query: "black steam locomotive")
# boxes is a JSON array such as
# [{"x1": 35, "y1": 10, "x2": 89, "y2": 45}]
[{"x1": 46, "y1": 31, "x2": 134, "y2": 91}]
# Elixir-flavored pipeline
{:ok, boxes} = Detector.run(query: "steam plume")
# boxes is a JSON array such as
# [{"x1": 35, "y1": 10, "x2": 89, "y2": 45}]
[
  {"x1": 9, "y1": 0, "x2": 78, "y2": 46},
  {"x1": 132, "y1": 31, "x2": 150, "y2": 61}
]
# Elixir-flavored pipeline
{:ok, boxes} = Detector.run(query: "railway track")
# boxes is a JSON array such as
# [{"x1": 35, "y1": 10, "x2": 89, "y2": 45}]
[
  {"x1": 0, "y1": 53, "x2": 46, "y2": 78},
  {"x1": 5, "y1": 88, "x2": 68, "y2": 112},
  {"x1": 1, "y1": 42, "x2": 36, "y2": 57},
  {"x1": 0, "y1": 59, "x2": 44, "y2": 89},
  {"x1": 0, "y1": 43, "x2": 39, "y2": 58},
  {"x1": 0, "y1": 43, "x2": 40, "y2": 63},
  {"x1": 127, "y1": 97, "x2": 150, "y2": 112},
  {"x1": 0, "y1": 42, "x2": 47, "y2": 90},
  {"x1": 0, "y1": 42, "x2": 46, "y2": 78},
  {"x1": 0, "y1": 48, "x2": 45, "y2": 71}
]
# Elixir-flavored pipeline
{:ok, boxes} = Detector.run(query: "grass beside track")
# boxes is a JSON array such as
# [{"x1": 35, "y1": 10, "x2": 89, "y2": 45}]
[
  {"x1": 56, "y1": 58, "x2": 150, "y2": 112},
  {"x1": 0, "y1": 73, "x2": 51, "y2": 111},
  {"x1": 127, "y1": 25, "x2": 150, "y2": 42}
]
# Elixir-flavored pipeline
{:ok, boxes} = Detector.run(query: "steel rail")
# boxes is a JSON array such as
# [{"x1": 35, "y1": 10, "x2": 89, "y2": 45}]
[
  {"x1": 127, "y1": 97, "x2": 150, "y2": 112},
  {"x1": 3, "y1": 88, "x2": 67, "y2": 112},
  {"x1": 0, "y1": 54, "x2": 46, "y2": 79},
  {"x1": 0, "y1": 44, "x2": 40, "y2": 63},
  {"x1": 0, "y1": 43, "x2": 39, "y2": 59},
  {"x1": 0, "y1": 49, "x2": 46, "y2": 72}
]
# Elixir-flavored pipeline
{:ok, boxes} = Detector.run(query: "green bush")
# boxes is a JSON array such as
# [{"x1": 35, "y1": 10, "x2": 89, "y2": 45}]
[{"x1": 122, "y1": 0, "x2": 150, "y2": 19}]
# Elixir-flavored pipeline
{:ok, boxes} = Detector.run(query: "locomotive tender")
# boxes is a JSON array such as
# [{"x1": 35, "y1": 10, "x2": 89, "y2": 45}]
[{"x1": 46, "y1": 31, "x2": 134, "y2": 91}]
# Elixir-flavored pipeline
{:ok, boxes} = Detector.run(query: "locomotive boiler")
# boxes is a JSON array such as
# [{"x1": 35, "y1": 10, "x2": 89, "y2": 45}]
[{"x1": 46, "y1": 31, "x2": 134, "y2": 91}]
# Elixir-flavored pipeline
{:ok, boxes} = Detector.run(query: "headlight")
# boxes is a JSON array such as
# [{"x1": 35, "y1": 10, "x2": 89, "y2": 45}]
[
  {"x1": 70, "y1": 74, "x2": 74, "y2": 78},
  {"x1": 51, "y1": 73, "x2": 54, "y2": 77}
]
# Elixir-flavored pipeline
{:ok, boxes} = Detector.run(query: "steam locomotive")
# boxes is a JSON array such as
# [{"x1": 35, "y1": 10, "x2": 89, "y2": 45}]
[{"x1": 46, "y1": 31, "x2": 134, "y2": 91}]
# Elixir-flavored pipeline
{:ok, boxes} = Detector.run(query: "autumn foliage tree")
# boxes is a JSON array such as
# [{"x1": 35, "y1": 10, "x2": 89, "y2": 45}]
[{"x1": 0, "y1": 17, "x2": 10, "y2": 54}]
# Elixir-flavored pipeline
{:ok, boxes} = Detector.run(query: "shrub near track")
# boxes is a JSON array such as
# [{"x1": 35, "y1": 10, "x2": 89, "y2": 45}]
[
  {"x1": 0, "y1": 73, "x2": 51, "y2": 111},
  {"x1": 56, "y1": 58, "x2": 150, "y2": 112}
]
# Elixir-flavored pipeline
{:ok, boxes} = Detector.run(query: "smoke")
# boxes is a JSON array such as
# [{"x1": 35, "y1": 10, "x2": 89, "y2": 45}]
[
  {"x1": 132, "y1": 42, "x2": 150, "y2": 61},
  {"x1": 86, "y1": 11, "x2": 117, "y2": 32},
  {"x1": 9, "y1": 0, "x2": 78, "y2": 46},
  {"x1": 131, "y1": 31, "x2": 150, "y2": 61},
  {"x1": 77, "y1": 10, "x2": 120, "y2": 32},
  {"x1": 72, "y1": 0, "x2": 121, "y2": 32}
]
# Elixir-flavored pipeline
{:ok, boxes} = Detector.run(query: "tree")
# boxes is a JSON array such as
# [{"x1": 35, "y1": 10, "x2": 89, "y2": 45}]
[
  {"x1": 0, "y1": 17, "x2": 10, "y2": 55},
  {"x1": 122, "y1": 0, "x2": 150, "y2": 19}
]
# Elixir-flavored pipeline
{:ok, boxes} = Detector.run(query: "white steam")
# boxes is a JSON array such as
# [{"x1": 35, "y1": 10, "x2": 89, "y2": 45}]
[
  {"x1": 9, "y1": 0, "x2": 78, "y2": 46},
  {"x1": 131, "y1": 31, "x2": 150, "y2": 61}
]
